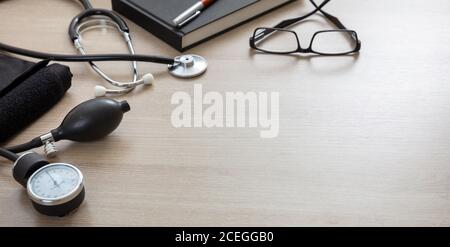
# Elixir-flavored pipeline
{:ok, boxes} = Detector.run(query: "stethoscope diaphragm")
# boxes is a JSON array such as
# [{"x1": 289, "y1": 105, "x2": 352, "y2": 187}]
[{"x1": 168, "y1": 54, "x2": 208, "y2": 78}]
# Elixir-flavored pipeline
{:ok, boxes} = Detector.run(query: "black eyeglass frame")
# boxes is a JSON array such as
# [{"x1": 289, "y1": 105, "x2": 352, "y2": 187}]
[
  {"x1": 251, "y1": 28, "x2": 360, "y2": 55},
  {"x1": 249, "y1": 0, "x2": 361, "y2": 56}
]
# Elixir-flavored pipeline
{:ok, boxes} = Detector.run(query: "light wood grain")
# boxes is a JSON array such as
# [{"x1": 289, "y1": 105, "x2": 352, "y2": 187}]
[{"x1": 1, "y1": 0, "x2": 450, "y2": 226}]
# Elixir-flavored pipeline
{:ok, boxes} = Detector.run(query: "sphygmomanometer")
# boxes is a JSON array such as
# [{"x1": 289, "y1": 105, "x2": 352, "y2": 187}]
[
  {"x1": 0, "y1": 97, "x2": 130, "y2": 216},
  {"x1": 0, "y1": 0, "x2": 207, "y2": 217},
  {"x1": 0, "y1": 52, "x2": 131, "y2": 216}
]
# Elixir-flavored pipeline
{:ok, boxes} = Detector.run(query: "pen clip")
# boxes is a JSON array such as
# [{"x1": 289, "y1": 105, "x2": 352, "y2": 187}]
[{"x1": 178, "y1": 11, "x2": 201, "y2": 28}]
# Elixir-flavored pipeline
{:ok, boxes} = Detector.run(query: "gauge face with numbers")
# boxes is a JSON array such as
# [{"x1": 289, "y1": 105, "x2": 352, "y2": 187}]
[{"x1": 27, "y1": 163, "x2": 84, "y2": 206}]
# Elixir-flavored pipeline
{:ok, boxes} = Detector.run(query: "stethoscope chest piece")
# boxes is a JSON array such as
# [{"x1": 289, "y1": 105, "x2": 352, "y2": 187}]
[{"x1": 169, "y1": 54, "x2": 208, "y2": 78}]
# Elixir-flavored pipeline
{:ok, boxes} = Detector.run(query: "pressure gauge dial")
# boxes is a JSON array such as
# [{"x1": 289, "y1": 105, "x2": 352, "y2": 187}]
[
  {"x1": 27, "y1": 163, "x2": 85, "y2": 216},
  {"x1": 13, "y1": 152, "x2": 85, "y2": 217}
]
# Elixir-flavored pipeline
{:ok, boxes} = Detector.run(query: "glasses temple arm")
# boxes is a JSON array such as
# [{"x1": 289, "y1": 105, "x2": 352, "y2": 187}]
[
  {"x1": 274, "y1": 0, "x2": 330, "y2": 29},
  {"x1": 309, "y1": 0, "x2": 360, "y2": 43},
  {"x1": 252, "y1": 0, "x2": 330, "y2": 43}
]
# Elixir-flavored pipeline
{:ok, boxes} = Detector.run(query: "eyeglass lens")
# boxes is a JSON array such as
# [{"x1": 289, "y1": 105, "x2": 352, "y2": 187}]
[
  {"x1": 254, "y1": 29, "x2": 299, "y2": 53},
  {"x1": 311, "y1": 31, "x2": 357, "y2": 55}
]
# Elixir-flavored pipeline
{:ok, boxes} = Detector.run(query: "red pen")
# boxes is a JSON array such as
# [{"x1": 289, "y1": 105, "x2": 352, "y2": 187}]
[{"x1": 173, "y1": 0, "x2": 217, "y2": 27}]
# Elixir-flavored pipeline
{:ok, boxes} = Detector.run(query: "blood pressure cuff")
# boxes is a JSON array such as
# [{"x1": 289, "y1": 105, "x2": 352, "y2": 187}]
[{"x1": 0, "y1": 54, "x2": 72, "y2": 143}]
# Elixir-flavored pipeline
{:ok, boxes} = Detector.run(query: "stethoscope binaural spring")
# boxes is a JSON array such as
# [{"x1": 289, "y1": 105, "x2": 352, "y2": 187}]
[
  {"x1": 73, "y1": 16, "x2": 145, "y2": 96},
  {"x1": 69, "y1": 2, "x2": 208, "y2": 97}
]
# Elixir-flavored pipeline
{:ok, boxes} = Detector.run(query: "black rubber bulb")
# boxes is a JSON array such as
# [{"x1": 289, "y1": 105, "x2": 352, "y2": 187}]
[{"x1": 51, "y1": 98, "x2": 130, "y2": 142}]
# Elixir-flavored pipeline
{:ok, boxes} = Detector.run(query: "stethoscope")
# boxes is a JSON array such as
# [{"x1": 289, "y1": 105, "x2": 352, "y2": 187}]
[{"x1": 0, "y1": 0, "x2": 208, "y2": 97}]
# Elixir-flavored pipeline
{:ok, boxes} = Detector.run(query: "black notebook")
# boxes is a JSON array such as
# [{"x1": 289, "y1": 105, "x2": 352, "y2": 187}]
[{"x1": 111, "y1": 0, "x2": 295, "y2": 51}]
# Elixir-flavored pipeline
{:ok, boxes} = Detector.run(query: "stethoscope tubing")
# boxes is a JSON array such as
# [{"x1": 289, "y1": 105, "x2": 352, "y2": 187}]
[
  {"x1": 0, "y1": 0, "x2": 174, "y2": 67},
  {"x1": 0, "y1": 42, "x2": 175, "y2": 65}
]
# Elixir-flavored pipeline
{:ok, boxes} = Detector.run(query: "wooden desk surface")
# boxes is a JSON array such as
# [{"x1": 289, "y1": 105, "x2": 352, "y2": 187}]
[{"x1": 1, "y1": 0, "x2": 450, "y2": 226}]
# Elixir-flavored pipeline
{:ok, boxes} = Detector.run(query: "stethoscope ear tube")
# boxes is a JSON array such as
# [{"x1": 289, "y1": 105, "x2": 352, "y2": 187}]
[
  {"x1": 69, "y1": 8, "x2": 130, "y2": 41},
  {"x1": 72, "y1": 14, "x2": 144, "y2": 95}
]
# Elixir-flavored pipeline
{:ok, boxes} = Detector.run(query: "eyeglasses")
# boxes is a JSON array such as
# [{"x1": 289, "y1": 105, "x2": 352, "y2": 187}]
[{"x1": 249, "y1": 0, "x2": 361, "y2": 56}]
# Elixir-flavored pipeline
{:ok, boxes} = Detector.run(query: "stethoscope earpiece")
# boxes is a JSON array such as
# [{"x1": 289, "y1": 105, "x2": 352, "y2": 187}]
[
  {"x1": 142, "y1": 73, "x2": 155, "y2": 85},
  {"x1": 94, "y1": 85, "x2": 108, "y2": 97},
  {"x1": 94, "y1": 73, "x2": 154, "y2": 97}
]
